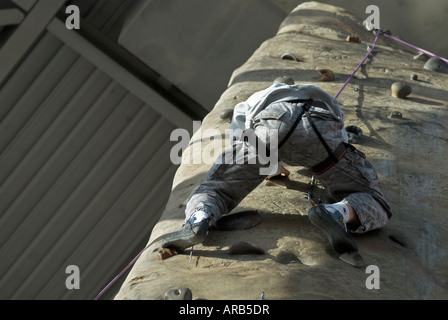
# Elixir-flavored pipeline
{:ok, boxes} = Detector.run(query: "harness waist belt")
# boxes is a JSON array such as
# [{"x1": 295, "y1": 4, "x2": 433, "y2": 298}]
[
  {"x1": 311, "y1": 142, "x2": 347, "y2": 175},
  {"x1": 285, "y1": 99, "x2": 366, "y2": 175},
  {"x1": 311, "y1": 142, "x2": 366, "y2": 175}
]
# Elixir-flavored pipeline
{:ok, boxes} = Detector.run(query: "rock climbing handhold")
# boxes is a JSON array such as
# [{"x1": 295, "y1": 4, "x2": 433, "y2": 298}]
[
  {"x1": 413, "y1": 51, "x2": 430, "y2": 61},
  {"x1": 281, "y1": 53, "x2": 301, "y2": 62},
  {"x1": 345, "y1": 126, "x2": 363, "y2": 144},
  {"x1": 157, "y1": 248, "x2": 178, "y2": 260},
  {"x1": 423, "y1": 57, "x2": 448, "y2": 74},
  {"x1": 390, "y1": 111, "x2": 403, "y2": 119},
  {"x1": 391, "y1": 82, "x2": 412, "y2": 99},
  {"x1": 164, "y1": 287, "x2": 193, "y2": 300},
  {"x1": 219, "y1": 109, "x2": 234, "y2": 121},
  {"x1": 273, "y1": 76, "x2": 295, "y2": 85},
  {"x1": 318, "y1": 69, "x2": 334, "y2": 82},
  {"x1": 346, "y1": 35, "x2": 361, "y2": 43},
  {"x1": 410, "y1": 73, "x2": 418, "y2": 81}
]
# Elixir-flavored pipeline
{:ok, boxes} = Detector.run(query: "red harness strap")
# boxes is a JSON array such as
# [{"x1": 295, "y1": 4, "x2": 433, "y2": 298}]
[{"x1": 311, "y1": 142, "x2": 366, "y2": 175}]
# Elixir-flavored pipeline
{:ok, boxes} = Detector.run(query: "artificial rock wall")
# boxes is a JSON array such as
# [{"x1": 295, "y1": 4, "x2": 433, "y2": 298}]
[{"x1": 115, "y1": 2, "x2": 448, "y2": 300}]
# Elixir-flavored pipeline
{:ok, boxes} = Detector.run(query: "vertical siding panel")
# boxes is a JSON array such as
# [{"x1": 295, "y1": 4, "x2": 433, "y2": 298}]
[
  {"x1": 0, "y1": 33, "x2": 62, "y2": 122},
  {"x1": 4, "y1": 97, "x2": 160, "y2": 299},
  {"x1": 38, "y1": 121, "x2": 176, "y2": 299},
  {"x1": 0, "y1": 87, "x2": 133, "y2": 298},
  {"x1": 0, "y1": 2, "x2": 190, "y2": 299},
  {"x1": 0, "y1": 53, "x2": 86, "y2": 181},
  {"x1": 0, "y1": 76, "x2": 126, "y2": 275},
  {"x1": 0, "y1": 89, "x2": 144, "y2": 298},
  {"x1": 0, "y1": 72, "x2": 117, "y2": 247},
  {"x1": 0, "y1": 44, "x2": 77, "y2": 155},
  {"x1": 0, "y1": 56, "x2": 94, "y2": 224},
  {"x1": 75, "y1": 165, "x2": 178, "y2": 300}
]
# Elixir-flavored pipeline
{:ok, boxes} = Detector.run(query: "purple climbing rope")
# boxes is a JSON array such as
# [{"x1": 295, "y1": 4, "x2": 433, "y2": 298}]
[
  {"x1": 93, "y1": 247, "x2": 147, "y2": 300},
  {"x1": 382, "y1": 33, "x2": 448, "y2": 64},
  {"x1": 334, "y1": 30, "x2": 381, "y2": 99}
]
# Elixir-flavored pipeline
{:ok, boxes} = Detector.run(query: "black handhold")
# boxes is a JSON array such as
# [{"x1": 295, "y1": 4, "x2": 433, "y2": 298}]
[
  {"x1": 164, "y1": 287, "x2": 193, "y2": 300},
  {"x1": 345, "y1": 126, "x2": 363, "y2": 144},
  {"x1": 219, "y1": 109, "x2": 234, "y2": 121}
]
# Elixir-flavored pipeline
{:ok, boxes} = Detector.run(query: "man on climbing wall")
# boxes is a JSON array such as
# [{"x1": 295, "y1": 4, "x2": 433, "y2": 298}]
[{"x1": 162, "y1": 82, "x2": 392, "y2": 254}]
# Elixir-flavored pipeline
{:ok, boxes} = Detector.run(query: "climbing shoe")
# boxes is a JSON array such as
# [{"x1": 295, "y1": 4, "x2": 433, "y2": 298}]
[
  {"x1": 308, "y1": 204, "x2": 358, "y2": 254},
  {"x1": 161, "y1": 216, "x2": 211, "y2": 252}
]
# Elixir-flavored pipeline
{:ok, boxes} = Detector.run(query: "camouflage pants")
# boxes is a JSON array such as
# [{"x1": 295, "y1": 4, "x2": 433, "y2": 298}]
[{"x1": 185, "y1": 101, "x2": 392, "y2": 233}]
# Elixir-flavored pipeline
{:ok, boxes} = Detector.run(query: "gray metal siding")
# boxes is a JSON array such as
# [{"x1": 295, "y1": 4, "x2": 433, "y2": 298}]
[{"x1": 0, "y1": 30, "x2": 178, "y2": 299}]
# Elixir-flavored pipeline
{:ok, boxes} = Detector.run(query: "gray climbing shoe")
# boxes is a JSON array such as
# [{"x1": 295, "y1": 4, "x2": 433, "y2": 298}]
[
  {"x1": 161, "y1": 217, "x2": 211, "y2": 252},
  {"x1": 308, "y1": 204, "x2": 358, "y2": 254}
]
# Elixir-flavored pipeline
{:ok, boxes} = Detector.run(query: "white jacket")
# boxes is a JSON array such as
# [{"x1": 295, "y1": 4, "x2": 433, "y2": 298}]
[{"x1": 231, "y1": 83, "x2": 346, "y2": 134}]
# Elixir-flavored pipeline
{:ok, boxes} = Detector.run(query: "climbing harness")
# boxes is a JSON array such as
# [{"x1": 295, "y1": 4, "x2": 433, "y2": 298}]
[
  {"x1": 278, "y1": 99, "x2": 312, "y2": 149},
  {"x1": 287, "y1": 98, "x2": 350, "y2": 176},
  {"x1": 93, "y1": 25, "x2": 448, "y2": 301},
  {"x1": 245, "y1": 98, "x2": 312, "y2": 158},
  {"x1": 307, "y1": 27, "x2": 448, "y2": 204}
]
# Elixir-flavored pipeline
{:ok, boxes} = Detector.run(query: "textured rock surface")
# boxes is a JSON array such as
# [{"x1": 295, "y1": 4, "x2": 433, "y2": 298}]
[{"x1": 115, "y1": 2, "x2": 448, "y2": 300}]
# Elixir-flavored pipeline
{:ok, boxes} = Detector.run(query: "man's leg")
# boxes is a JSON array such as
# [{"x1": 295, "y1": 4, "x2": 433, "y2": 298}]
[
  {"x1": 161, "y1": 101, "x2": 304, "y2": 251},
  {"x1": 342, "y1": 192, "x2": 391, "y2": 233},
  {"x1": 161, "y1": 138, "x2": 268, "y2": 251},
  {"x1": 308, "y1": 147, "x2": 392, "y2": 252},
  {"x1": 317, "y1": 147, "x2": 392, "y2": 232}
]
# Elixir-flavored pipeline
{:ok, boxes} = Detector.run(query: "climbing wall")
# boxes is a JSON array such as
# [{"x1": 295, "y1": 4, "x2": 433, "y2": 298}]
[{"x1": 114, "y1": 2, "x2": 448, "y2": 300}]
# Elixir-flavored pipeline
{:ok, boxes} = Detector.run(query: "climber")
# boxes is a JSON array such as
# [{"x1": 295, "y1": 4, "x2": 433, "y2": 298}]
[{"x1": 162, "y1": 83, "x2": 392, "y2": 254}]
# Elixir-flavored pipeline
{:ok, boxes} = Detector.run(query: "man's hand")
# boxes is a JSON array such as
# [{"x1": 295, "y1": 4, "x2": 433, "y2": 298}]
[{"x1": 266, "y1": 166, "x2": 290, "y2": 181}]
